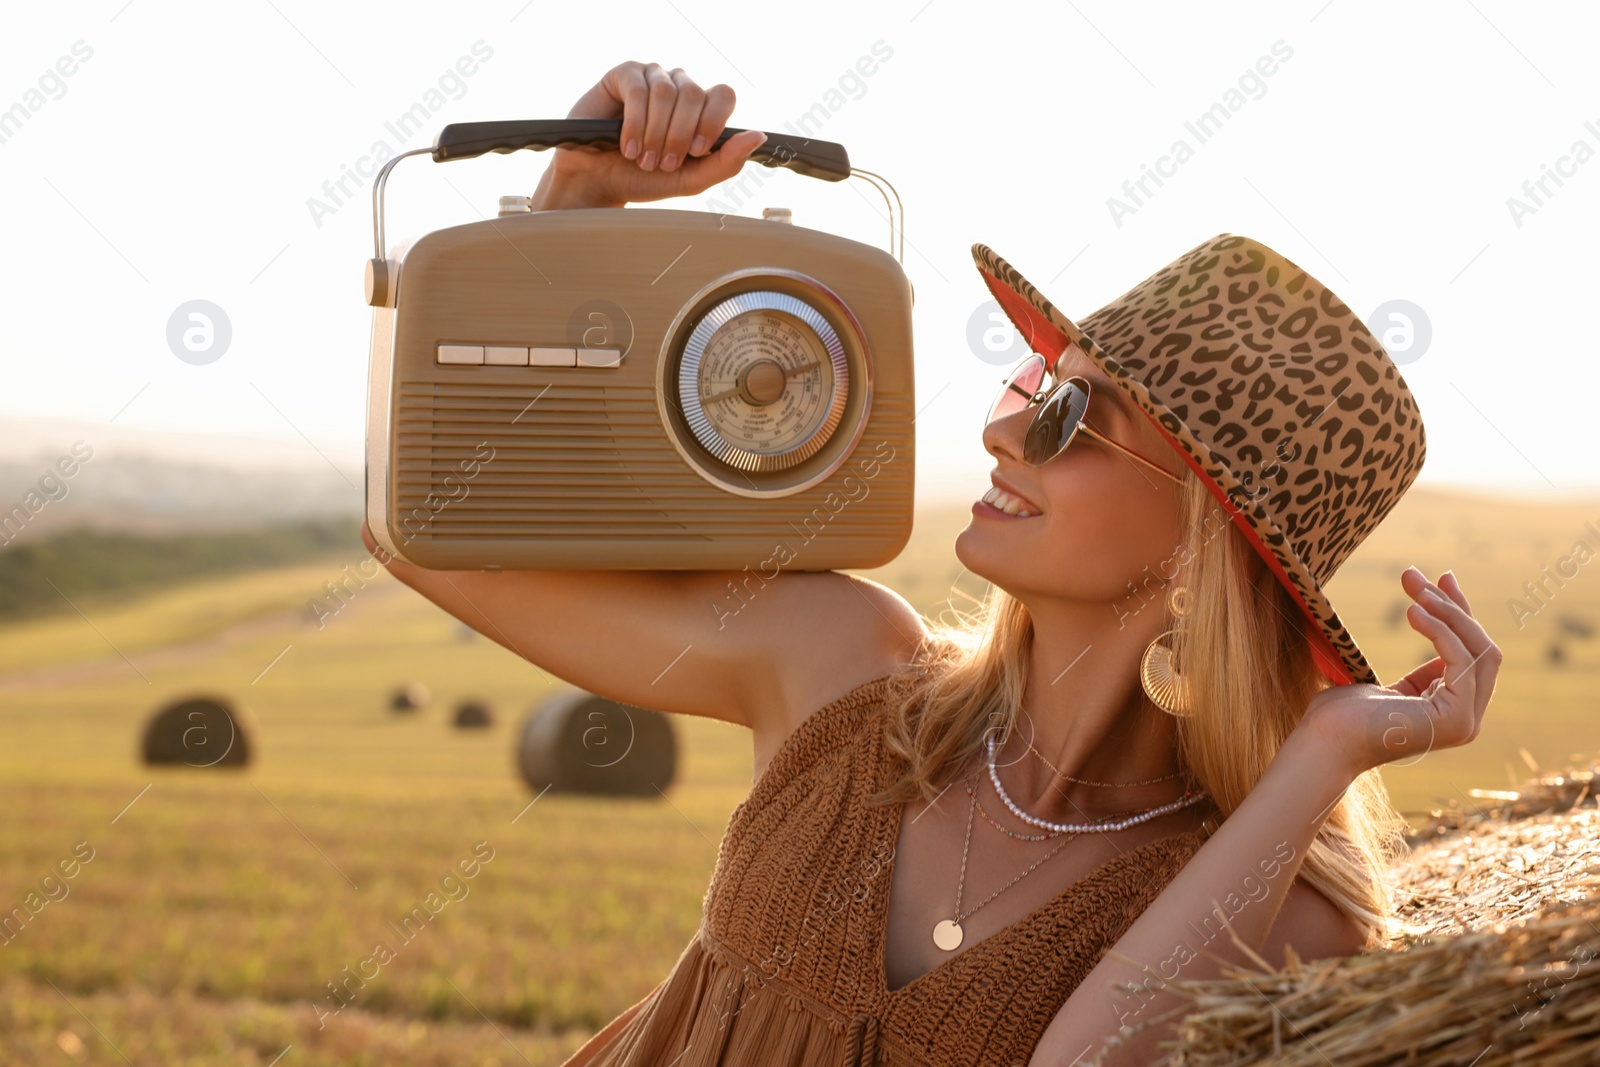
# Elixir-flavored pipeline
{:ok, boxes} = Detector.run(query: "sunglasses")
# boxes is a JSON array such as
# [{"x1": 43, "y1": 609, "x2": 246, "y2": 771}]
[{"x1": 986, "y1": 353, "x2": 1184, "y2": 483}]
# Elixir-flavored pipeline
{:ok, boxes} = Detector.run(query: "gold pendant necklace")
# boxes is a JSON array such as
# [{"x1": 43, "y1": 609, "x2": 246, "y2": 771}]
[{"x1": 933, "y1": 774, "x2": 1076, "y2": 950}]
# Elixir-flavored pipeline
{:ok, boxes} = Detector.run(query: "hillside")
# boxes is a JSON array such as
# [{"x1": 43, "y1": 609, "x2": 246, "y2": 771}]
[{"x1": 0, "y1": 520, "x2": 361, "y2": 623}]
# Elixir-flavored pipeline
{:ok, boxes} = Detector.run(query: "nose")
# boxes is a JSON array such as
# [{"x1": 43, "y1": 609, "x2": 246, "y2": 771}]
[{"x1": 982, "y1": 406, "x2": 1032, "y2": 465}]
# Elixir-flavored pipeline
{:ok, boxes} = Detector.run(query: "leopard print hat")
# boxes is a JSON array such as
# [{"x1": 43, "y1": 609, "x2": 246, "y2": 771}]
[{"x1": 973, "y1": 233, "x2": 1427, "y2": 689}]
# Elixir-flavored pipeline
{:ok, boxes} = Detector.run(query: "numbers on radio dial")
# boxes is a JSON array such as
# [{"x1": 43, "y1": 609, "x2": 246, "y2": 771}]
[{"x1": 698, "y1": 314, "x2": 826, "y2": 443}]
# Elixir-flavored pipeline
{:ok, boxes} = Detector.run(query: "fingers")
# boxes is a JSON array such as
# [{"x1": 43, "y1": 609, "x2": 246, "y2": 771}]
[
  {"x1": 635, "y1": 63, "x2": 679, "y2": 170},
  {"x1": 605, "y1": 63, "x2": 737, "y2": 174},
  {"x1": 1438, "y1": 568, "x2": 1502, "y2": 727},
  {"x1": 1402, "y1": 566, "x2": 1500, "y2": 740},
  {"x1": 1404, "y1": 604, "x2": 1475, "y2": 748},
  {"x1": 569, "y1": 64, "x2": 630, "y2": 121},
  {"x1": 690, "y1": 82, "x2": 737, "y2": 159},
  {"x1": 1403, "y1": 567, "x2": 1481, "y2": 651},
  {"x1": 654, "y1": 68, "x2": 706, "y2": 172},
  {"x1": 673, "y1": 128, "x2": 766, "y2": 195},
  {"x1": 1436, "y1": 569, "x2": 1473, "y2": 616},
  {"x1": 1419, "y1": 568, "x2": 1501, "y2": 675},
  {"x1": 1405, "y1": 584, "x2": 1470, "y2": 676},
  {"x1": 608, "y1": 62, "x2": 652, "y2": 158}
]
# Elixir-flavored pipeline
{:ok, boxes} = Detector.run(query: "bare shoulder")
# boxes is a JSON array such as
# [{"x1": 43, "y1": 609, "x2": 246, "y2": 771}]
[
  {"x1": 1259, "y1": 876, "x2": 1368, "y2": 967},
  {"x1": 740, "y1": 569, "x2": 929, "y2": 783}
]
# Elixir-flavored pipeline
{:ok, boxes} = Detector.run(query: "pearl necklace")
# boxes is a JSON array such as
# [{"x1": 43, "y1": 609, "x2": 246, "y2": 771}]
[
  {"x1": 986, "y1": 737, "x2": 1209, "y2": 834},
  {"x1": 966, "y1": 775, "x2": 1188, "y2": 842},
  {"x1": 967, "y1": 777, "x2": 1064, "y2": 841}
]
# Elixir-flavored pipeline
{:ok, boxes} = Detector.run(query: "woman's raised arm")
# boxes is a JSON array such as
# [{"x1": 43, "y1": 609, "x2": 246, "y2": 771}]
[{"x1": 1029, "y1": 566, "x2": 1499, "y2": 1065}]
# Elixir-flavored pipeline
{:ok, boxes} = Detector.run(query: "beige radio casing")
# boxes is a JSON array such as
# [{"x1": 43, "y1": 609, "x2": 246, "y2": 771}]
[{"x1": 365, "y1": 207, "x2": 915, "y2": 571}]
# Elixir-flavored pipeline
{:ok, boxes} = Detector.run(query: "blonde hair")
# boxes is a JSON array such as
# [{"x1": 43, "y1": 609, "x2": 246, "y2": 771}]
[{"x1": 868, "y1": 470, "x2": 1412, "y2": 950}]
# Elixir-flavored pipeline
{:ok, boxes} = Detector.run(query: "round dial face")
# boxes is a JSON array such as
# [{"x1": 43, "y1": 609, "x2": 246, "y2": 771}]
[
  {"x1": 699, "y1": 310, "x2": 830, "y2": 451},
  {"x1": 678, "y1": 291, "x2": 849, "y2": 472}
]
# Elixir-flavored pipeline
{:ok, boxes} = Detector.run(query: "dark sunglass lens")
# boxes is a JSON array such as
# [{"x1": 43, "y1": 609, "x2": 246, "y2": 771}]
[
  {"x1": 1024, "y1": 380, "x2": 1089, "y2": 464},
  {"x1": 986, "y1": 358, "x2": 1046, "y2": 425}
]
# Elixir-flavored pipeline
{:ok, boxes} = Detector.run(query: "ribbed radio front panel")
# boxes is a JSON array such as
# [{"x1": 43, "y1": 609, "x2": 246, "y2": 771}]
[{"x1": 393, "y1": 382, "x2": 912, "y2": 541}]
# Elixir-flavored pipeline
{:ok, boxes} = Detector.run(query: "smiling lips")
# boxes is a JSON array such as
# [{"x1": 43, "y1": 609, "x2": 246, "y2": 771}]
[{"x1": 979, "y1": 483, "x2": 1041, "y2": 518}]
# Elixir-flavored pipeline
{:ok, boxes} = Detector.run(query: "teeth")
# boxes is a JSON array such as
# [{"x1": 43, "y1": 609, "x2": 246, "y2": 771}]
[{"x1": 982, "y1": 486, "x2": 1036, "y2": 517}]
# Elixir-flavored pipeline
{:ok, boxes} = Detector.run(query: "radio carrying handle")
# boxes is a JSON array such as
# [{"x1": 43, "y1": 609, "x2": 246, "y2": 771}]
[
  {"x1": 433, "y1": 119, "x2": 852, "y2": 179},
  {"x1": 366, "y1": 119, "x2": 904, "y2": 307}
]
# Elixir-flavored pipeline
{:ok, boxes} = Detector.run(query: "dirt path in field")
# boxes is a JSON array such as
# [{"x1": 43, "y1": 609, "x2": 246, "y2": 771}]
[{"x1": 0, "y1": 581, "x2": 411, "y2": 693}]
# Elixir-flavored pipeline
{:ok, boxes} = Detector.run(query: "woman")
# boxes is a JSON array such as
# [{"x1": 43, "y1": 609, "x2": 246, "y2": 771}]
[{"x1": 363, "y1": 61, "x2": 1501, "y2": 1067}]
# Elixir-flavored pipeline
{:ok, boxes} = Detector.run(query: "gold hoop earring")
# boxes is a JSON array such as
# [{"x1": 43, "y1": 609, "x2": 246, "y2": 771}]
[{"x1": 1140, "y1": 584, "x2": 1194, "y2": 717}]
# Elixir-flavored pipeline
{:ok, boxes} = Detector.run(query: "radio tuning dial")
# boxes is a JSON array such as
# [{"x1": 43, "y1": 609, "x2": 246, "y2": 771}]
[{"x1": 674, "y1": 289, "x2": 851, "y2": 475}]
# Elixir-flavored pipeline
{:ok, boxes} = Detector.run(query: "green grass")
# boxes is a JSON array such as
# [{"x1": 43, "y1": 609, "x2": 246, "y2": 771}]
[
  {"x1": 0, "y1": 488, "x2": 1595, "y2": 1064},
  {"x1": 0, "y1": 520, "x2": 361, "y2": 624}
]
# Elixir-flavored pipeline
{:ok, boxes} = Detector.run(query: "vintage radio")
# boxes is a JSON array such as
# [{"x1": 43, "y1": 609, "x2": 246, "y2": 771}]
[{"x1": 363, "y1": 119, "x2": 914, "y2": 571}]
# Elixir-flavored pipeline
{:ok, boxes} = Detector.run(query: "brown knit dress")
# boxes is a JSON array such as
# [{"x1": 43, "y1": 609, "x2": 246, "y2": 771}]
[{"x1": 559, "y1": 670, "x2": 1210, "y2": 1067}]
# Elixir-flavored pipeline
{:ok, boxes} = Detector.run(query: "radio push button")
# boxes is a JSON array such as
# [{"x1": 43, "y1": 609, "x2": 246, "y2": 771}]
[
  {"x1": 576, "y1": 348, "x2": 622, "y2": 368},
  {"x1": 530, "y1": 347, "x2": 577, "y2": 367},
  {"x1": 485, "y1": 346, "x2": 530, "y2": 365},
  {"x1": 437, "y1": 344, "x2": 484, "y2": 365}
]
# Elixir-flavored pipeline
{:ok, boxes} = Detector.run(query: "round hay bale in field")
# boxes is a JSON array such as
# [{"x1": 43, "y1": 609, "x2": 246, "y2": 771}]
[
  {"x1": 516, "y1": 690, "x2": 676, "y2": 796},
  {"x1": 453, "y1": 699, "x2": 494, "y2": 729},
  {"x1": 141, "y1": 694, "x2": 254, "y2": 768},
  {"x1": 389, "y1": 681, "x2": 431, "y2": 713}
]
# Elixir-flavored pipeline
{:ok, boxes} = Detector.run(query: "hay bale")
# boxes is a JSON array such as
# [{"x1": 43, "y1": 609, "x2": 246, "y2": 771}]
[
  {"x1": 1094, "y1": 754, "x2": 1600, "y2": 1066},
  {"x1": 389, "y1": 682, "x2": 430, "y2": 713},
  {"x1": 1401, "y1": 753, "x2": 1598, "y2": 848},
  {"x1": 1128, "y1": 892, "x2": 1600, "y2": 1066},
  {"x1": 453, "y1": 699, "x2": 494, "y2": 729},
  {"x1": 141, "y1": 695, "x2": 254, "y2": 768},
  {"x1": 1556, "y1": 612, "x2": 1594, "y2": 640},
  {"x1": 516, "y1": 690, "x2": 677, "y2": 796}
]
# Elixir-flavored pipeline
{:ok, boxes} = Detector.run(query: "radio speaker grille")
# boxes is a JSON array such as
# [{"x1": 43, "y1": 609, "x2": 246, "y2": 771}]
[{"x1": 394, "y1": 382, "x2": 910, "y2": 541}]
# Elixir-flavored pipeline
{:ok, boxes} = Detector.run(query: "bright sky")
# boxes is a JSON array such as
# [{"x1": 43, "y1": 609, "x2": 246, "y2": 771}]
[{"x1": 2, "y1": 0, "x2": 1596, "y2": 505}]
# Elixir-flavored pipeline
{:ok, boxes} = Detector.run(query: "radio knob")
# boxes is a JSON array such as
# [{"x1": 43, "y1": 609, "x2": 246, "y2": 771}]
[
  {"x1": 761, "y1": 207, "x2": 793, "y2": 224},
  {"x1": 499, "y1": 195, "x2": 534, "y2": 216}
]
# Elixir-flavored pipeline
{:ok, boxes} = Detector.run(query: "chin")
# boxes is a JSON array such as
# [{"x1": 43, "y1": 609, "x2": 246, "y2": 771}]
[
  {"x1": 956, "y1": 522, "x2": 1063, "y2": 609},
  {"x1": 953, "y1": 525, "x2": 1009, "y2": 588}
]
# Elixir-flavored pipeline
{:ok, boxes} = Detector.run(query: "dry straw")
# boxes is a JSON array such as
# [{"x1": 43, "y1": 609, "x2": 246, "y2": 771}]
[{"x1": 1091, "y1": 754, "x2": 1600, "y2": 1066}]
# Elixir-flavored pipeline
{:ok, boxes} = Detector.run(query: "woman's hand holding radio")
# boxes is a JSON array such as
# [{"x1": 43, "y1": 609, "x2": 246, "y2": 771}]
[{"x1": 530, "y1": 61, "x2": 767, "y2": 210}]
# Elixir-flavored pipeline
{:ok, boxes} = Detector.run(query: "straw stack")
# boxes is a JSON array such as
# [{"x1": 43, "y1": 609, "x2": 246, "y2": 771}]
[
  {"x1": 1092, "y1": 754, "x2": 1600, "y2": 1066},
  {"x1": 1401, "y1": 751, "x2": 1598, "y2": 851}
]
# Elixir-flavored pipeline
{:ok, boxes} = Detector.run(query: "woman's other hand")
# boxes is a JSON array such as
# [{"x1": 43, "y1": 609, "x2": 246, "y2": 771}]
[
  {"x1": 532, "y1": 60, "x2": 768, "y2": 210},
  {"x1": 1299, "y1": 568, "x2": 1502, "y2": 780}
]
